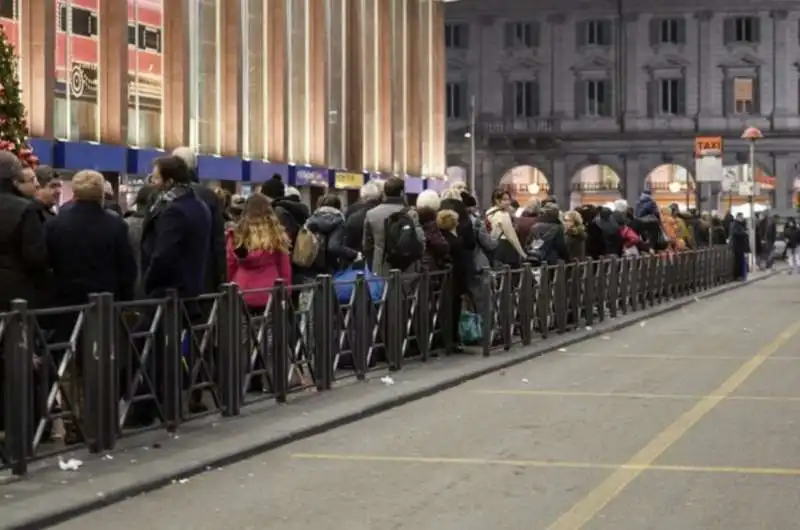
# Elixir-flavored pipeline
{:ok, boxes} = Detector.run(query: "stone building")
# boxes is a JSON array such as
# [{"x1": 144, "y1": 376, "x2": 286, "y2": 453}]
[{"x1": 445, "y1": 0, "x2": 800, "y2": 212}]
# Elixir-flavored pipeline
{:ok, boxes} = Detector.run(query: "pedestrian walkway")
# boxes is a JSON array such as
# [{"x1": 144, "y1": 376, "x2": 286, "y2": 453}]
[{"x1": 40, "y1": 272, "x2": 800, "y2": 530}]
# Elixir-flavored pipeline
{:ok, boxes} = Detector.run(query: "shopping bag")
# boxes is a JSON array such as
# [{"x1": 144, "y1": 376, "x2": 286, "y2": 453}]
[
  {"x1": 334, "y1": 266, "x2": 385, "y2": 305},
  {"x1": 459, "y1": 311, "x2": 483, "y2": 345}
]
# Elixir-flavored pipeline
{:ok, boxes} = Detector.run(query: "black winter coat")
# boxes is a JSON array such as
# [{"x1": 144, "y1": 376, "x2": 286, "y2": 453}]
[
  {"x1": 343, "y1": 199, "x2": 380, "y2": 253},
  {"x1": 45, "y1": 201, "x2": 137, "y2": 305},
  {"x1": 0, "y1": 182, "x2": 51, "y2": 310}
]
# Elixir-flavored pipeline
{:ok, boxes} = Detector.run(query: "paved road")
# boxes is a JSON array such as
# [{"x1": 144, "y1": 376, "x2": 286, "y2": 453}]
[{"x1": 52, "y1": 274, "x2": 800, "y2": 530}]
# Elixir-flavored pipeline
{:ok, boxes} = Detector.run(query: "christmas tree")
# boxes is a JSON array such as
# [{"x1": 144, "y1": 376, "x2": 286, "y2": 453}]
[{"x1": 0, "y1": 25, "x2": 37, "y2": 167}]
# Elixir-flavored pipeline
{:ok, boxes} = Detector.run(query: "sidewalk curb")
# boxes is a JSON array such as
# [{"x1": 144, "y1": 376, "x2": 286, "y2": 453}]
[{"x1": 5, "y1": 272, "x2": 779, "y2": 530}]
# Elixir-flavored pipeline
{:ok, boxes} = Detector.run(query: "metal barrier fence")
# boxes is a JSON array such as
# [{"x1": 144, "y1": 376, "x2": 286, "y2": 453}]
[{"x1": 0, "y1": 247, "x2": 732, "y2": 475}]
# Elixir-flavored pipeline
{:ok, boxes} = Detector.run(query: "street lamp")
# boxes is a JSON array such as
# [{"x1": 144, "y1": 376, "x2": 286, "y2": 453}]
[
  {"x1": 668, "y1": 181, "x2": 681, "y2": 193},
  {"x1": 466, "y1": 95, "x2": 477, "y2": 194},
  {"x1": 527, "y1": 182, "x2": 540, "y2": 195},
  {"x1": 741, "y1": 126, "x2": 762, "y2": 268}
]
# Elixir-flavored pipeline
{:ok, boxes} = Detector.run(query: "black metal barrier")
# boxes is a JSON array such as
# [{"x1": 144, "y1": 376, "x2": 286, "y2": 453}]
[{"x1": 0, "y1": 247, "x2": 732, "y2": 475}]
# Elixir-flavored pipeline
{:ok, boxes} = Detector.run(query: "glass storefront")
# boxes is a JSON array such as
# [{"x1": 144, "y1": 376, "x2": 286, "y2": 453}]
[
  {"x1": 54, "y1": 0, "x2": 101, "y2": 141},
  {"x1": 127, "y1": 0, "x2": 164, "y2": 148}
]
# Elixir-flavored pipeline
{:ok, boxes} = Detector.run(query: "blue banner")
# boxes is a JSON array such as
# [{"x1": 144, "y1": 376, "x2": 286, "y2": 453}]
[
  {"x1": 55, "y1": 141, "x2": 127, "y2": 172},
  {"x1": 294, "y1": 166, "x2": 330, "y2": 187},
  {"x1": 196, "y1": 154, "x2": 243, "y2": 181},
  {"x1": 426, "y1": 179, "x2": 447, "y2": 193},
  {"x1": 405, "y1": 176, "x2": 424, "y2": 194},
  {"x1": 127, "y1": 147, "x2": 165, "y2": 175},
  {"x1": 28, "y1": 138, "x2": 55, "y2": 166},
  {"x1": 246, "y1": 160, "x2": 290, "y2": 183}
]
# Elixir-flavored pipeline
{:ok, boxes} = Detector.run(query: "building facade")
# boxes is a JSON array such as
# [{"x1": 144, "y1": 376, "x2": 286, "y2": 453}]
[
  {"x1": 445, "y1": 0, "x2": 800, "y2": 212},
  {"x1": 8, "y1": 0, "x2": 447, "y2": 182}
]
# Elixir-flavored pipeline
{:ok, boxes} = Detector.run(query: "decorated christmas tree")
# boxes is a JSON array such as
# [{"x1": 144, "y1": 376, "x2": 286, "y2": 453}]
[{"x1": 0, "y1": 26, "x2": 37, "y2": 167}]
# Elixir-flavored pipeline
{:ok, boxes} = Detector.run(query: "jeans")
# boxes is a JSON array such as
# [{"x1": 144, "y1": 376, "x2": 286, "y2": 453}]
[{"x1": 787, "y1": 248, "x2": 800, "y2": 273}]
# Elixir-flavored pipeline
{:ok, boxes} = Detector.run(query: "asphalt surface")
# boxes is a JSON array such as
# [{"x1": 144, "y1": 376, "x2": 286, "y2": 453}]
[{"x1": 49, "y1": 273, "x2": 800, "y2": 530}]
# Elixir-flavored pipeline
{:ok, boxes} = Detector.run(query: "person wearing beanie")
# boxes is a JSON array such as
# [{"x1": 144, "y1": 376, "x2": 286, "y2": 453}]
[
  {"x1": 284, "y1": 186, "x2": 301, "y2": 202},
  {"x1": 168, "y1": 146, "x2": 227, "y2": 291},
  {"x1": 260, "y1": 174, "x2": 286, "y2": 200}
]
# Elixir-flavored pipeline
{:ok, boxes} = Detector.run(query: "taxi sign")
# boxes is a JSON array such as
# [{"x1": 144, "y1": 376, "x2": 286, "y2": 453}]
[{"x1": 694, "y1": 136, "x2": 723, "y2": 157}]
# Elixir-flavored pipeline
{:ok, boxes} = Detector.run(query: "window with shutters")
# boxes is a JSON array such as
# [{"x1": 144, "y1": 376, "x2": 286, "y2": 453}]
[
  {"x1": 513, "y1": 81, "x2": 539, "y2": 117},
  {"x1": 506, "y1": 22, "x2": 538, "y2": 48},
  {"x1": 732, "y1": 77, "x2": 755, "y2": 114},
  {"x1": 445, "y1": 23, "x2": 469, "y2": 49},
  {"x1": 659, "y1": 79, "x2": 683, "y2": 115},
  {"x1": 446, "y1": 82, "x2": 465, "y2": 119},
  {"x1": 728, "y1": 17, "x2": 759, "y2": 44},
  {"x1": 585, "y1": 20, "x2": 611, "y2": 46},
  {"x1": 585, "y1": 80, "x2": 611, "y2": 117},
  {"x1": 659, "y1": 19, "x2": 680, "y2": 44}
]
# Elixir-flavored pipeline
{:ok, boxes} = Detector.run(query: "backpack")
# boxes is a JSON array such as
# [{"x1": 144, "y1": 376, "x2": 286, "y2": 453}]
[
  {"x1": 292, "y1": 224, "x2": 321, "y2": 267},
  {"x1": 383, "y1": 209, "x2": 424, "y2": 270}
]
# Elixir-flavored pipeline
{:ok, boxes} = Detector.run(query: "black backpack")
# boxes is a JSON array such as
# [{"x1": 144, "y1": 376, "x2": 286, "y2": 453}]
[{"x1": 383, "y1": 209, "x2": 424, "y2": 270}]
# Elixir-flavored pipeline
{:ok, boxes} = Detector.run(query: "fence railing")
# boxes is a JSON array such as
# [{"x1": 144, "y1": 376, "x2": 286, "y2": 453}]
[{"x1": 0, "y1": 246, "x2": 733, "y2": 475}]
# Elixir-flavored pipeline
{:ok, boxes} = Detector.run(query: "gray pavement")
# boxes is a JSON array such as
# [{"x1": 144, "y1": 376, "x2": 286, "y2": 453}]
[{"x1": 39, "y1": 273, "x2": 800, "y2": 530}]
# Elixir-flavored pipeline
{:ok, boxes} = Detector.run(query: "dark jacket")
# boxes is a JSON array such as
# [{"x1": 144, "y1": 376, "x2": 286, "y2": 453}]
[
  {"x1": 530, "y1": 208, "x2": 569, "y2": 265},
  {"x1": 634, "y1": 191, "x2": 659, "y2": 219},
  {"x1": 191, "y1": 182, "x2": 227, "y2": 291},
  {"x1": 306, "y1": 206, "x2": 358, "y2": 274},
  {"x1": 141, "y1": 187, "x2": 211, "y2": 298},
  {"x1": 418, "y1": 208, "x2": 450, "y2": 272},
  {"x1": 45, "y1": 201, "x2": 136, "y2": 305},
  {"x1": 730, "y1": 219, "x2": 751, "y2": 255},
  {"x1": 784, "y1": 223, "x2": 799, "y2": 249},
  {"x1": 0, "y1": 182, "x2": 50, "y2": 310},
  {"x1": 565, "y1": 224, "x2": 587, "y2": 261},
  {"x1": 343, "y1": 198, "x2": 380, "y2": 253},
  {"x1": 273, "y1": 197, "x2": 311, "y2": 244},
  {"x1": 593, "y1": 212, "x2": 623, "y2": 257},
  {"x1": 32, "y1": 199, "x2": 57, "y2": 223},
  {"x1": 124, "y1": 210, "x2": 147, "y2": 296},
  {"x1": 440, "y1": 198, "x2": 476, "y2": 253}
]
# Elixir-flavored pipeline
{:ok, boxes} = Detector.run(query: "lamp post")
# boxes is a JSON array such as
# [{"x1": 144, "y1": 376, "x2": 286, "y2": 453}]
[
  {"x1": 464, "y1": 95, "x2": 477, "y2": 194},
  {"x1": 741, "y1": 126, "x2": 762, "y2": 268}
]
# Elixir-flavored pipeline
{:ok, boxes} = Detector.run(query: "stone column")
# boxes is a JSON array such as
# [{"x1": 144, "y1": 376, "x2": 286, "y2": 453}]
[
  {"x1": 695, "y1": 11, "x2": 714, "y2": 116},
  {"x1": 98, "y1": 0, "x2": 128, "y2": 144},
  {"x1": 417, "y1": 0, "x2": 445, "y2": 177},
  {"x1": 624, "y1": 155, "x2": 642, "y2": 205},
  {"x1": 546, "y1": 14, "x2": 566, "y2": 117},
  {"x1": 343, "y1": 0, "x2": 363, "y2": 171},
  {"x1": 219, "y1": 0, "x2": 242, "y2": 156},
  {"x1": 264, "y1": 0, "x2": 286, "y2": 161},
  {"x1": 623, "y1": 13, "x2": 639, "y2": 118},
  {"x1": 375, "y1": 0, "x2": 393, "y2": 172},
  {"x1": 163, "y1": 0, "x2": 190, "y2": 149},
  {"x1": 771, "y1": 10, "x2": 790, "y2": 116},
  {"x1": 307, "y1": 0, "x2": 327, "y2": 165},
  {"x1": 549, "y1": 158, "x2": 569, "y2": 208},
  {"x1": 773, "y1": 155, "x2": 793, "y2": 211},
  {"x1": 19, "y1": 0, "x2": 55, "y2": 138},
  {"x1": 405, "y1": 0, "x2": 422, "y2": 175}
]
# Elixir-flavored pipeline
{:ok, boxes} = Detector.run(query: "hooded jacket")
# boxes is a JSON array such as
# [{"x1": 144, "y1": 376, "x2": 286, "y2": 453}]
[
  {"x1": 226, "y1": 231, "x2": 292, "y2": 308},
  {"x1": 530, "y1": 206, "x2": 569, "y2": 265},
  {"x1": 634, "y1": 190, "x2": 659, "y2": 219},
  {"x1": 272, "y1": 197, "x2": 310, "y2": 243},
  {"x1": 306, "y1": 205, "x2": 358, "y2": 274}
]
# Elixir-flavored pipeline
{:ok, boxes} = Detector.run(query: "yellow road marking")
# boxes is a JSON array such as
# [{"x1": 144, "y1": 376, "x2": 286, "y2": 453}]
[
  {"x1": 560, "y1": 352, "x2": 800, "y2": 361},
  {"x1": 546, "y1": 318, "x2": 800, "y2": 530},
  {"x1": 290, "y1": 452, "x2": 800, "y2": 477},
  {"x1": 472, "y1": 389, "x2": 800, "y2": 402}
]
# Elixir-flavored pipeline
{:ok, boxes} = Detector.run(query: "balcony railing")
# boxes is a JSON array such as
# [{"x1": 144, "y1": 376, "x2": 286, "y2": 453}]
[{"x1": 479, "y1": 117, "x2": 560, "y2": 135}]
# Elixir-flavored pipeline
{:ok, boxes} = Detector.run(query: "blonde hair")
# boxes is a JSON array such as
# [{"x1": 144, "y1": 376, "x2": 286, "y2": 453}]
[
  {"x1": 233, "y1": 194, "x2": 290, "y2": 253},
  {"x1": 436, "y1": 209, "x2": 459, "y2": 232},
  {"x1": 563, "y1": 210, "x2": 582, "y2": 228},
  {"x1": 439, "y1": 187, "x2": 462, "y2": 201},
  {"x1": 72, "y1": 170, "x2": 105, "y2": 202}
]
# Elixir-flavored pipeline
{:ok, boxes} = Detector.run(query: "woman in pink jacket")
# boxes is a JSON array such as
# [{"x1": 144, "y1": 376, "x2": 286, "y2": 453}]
[{"x1": 227, "y1": 194, "x2": 292, "y2": 312}]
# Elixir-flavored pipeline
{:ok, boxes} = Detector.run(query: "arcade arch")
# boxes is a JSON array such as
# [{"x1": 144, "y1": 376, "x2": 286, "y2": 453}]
[
  {"x1": 499, "y1": 165, "x2": 550, "y2": 205},
  {"x1": 645, "y1": 164, "x2": 696, "y2": 212},
  {"x1": 569, "y1": 164, "x2": 622, "y2": 209}
]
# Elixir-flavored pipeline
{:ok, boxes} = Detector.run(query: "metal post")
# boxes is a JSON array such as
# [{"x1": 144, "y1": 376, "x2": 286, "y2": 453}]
[
  {"x1": 748, "y1": 140, "x2": 757, "y2": 270},
  {"x1": 469, "y1": 94, "x2": 477, "y2": 193}
]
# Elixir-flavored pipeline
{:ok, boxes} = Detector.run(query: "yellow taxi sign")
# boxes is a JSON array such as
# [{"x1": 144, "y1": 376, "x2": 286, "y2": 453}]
[{"x1": 695, "y1": 136, "x2": 722, "y2": 157}]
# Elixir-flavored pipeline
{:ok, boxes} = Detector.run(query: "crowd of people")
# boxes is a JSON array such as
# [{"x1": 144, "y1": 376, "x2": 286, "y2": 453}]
[{"x1": 0, "y1": 146, "x2": 792, "y2": 443}]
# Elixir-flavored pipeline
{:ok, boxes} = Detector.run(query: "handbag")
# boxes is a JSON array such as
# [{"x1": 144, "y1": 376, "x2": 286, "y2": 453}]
[
  {"x1": 459, "y1": 310, "x2": 483, "y2": 345},
  {"x1": 333, "y1": 265, "x2": 385, "y2": 305}
]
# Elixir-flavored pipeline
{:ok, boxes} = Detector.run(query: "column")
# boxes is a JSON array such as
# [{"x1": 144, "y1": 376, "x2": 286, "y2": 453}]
[
  {"x1": 343, "y1": 0, "x2": 363, "y2": 171},
  {"x1": 624, "y1": 155, "x2": 642, "y2": 205},
  {"x1": 19, "y1": 0, "x2": 55, "y2": 137},
  {"x1": 418, "y1": 0, "x2": 445, "y2": 177},
  {"x1": 623, "y1": 14, "x2": 639, "y2": 117},
  {"x1": 163, "y1": 0, "x2": 191, "y2": 149},
  {"x1": 695, "y1": 11, "x2": 714, "y2": 116},
  {"x1": 219, "y1": 0, "x2": 242, "y2": 156},
  {"x1": 549, "y1": 158, "x2": 569, "y2": 208},
  {"x1": 547, "y1": 14, "x2": 565, "y2": 116},
  {"x1": 307, "y1": 0, "x2": 327, "y2": 165},
  {"x1": 773, "y1": 155, "x2": 793, "y2": 211},
  {"x1": 771, "y1": 11, "x2": 790, "y2": 115},
  {"x1": 375, "y1": 0, "x2": 393, "y2": 172},
  {"x1": 405, "y1": 0, "x2": 422, "y2": 175},
  {"x1": 98, "y1": 0, "x2": 128, "y2": 144},
  {"x1": 264, "y1": 0, "x2": 286, "y2": 161}
]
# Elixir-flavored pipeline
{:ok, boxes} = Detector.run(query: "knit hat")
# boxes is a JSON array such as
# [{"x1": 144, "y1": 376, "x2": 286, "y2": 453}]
[
  {"x1": 260, "y1": 174, "x2": 285, "y2": 199},
  {"x1": 285, "y1": 186, "x2": 301, "y2": 200}
]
